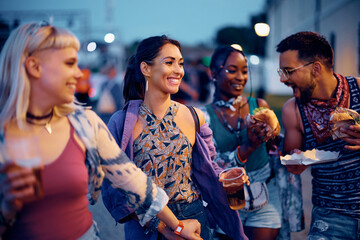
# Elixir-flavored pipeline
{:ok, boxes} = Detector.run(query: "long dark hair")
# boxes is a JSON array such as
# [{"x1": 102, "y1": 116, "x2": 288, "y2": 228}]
[{"x1": 123, "y1": 35, "x2": 181, "y2": 103}]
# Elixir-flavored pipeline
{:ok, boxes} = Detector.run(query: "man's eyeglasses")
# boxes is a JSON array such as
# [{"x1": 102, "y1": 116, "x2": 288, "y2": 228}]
[{"x1": 277, "y1": 61, "x2": 314, "y2": 79}]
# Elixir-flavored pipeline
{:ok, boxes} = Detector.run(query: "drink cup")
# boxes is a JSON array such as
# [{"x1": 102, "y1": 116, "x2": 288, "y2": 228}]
[
  {"x1": 219, "y1": 167, "x2": 245, "y2": 210},
  {"x1": 6, "y1": 136, "x2": 44, "y2": 200}
]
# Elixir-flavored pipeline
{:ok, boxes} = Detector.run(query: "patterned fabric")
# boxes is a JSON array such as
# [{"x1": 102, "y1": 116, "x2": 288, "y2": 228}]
[
  {"x1": 133, "y1": 102, "x2": 198, "y2": 203},
  {"x1": 0, "y1": 107, "x2": 168, "y2": 227},
  {"x1": 102, "y1": 100, "x2": 248, "y2": 240},
  {"x1": 302, "y1": 73, "x2": 349, "y2": 143},
  {"x1": 297, "y1": 75, "x2": 360, "y2": 219}
]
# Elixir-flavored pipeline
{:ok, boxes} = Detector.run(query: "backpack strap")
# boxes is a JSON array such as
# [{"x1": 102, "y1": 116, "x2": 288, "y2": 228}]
[{"x1": 186, "y1": 105, "x2": 200, "y2": 133}]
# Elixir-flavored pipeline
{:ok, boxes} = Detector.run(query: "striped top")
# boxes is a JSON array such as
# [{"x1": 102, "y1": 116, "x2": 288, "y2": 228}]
[{"x1": 298, "y1": 75, "x2": 360, "y2": 219}]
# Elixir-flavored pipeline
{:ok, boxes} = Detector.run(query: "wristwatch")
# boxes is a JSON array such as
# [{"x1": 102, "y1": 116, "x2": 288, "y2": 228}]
[{"x1": 173, "y1": 221, "x2": 184, "y2": 235}]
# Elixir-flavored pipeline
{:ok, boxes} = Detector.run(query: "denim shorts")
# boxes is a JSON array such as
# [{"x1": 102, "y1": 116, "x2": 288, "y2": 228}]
[
  {"x1": 78, "y1": 221, "x2": 100, "y2": 240},
  {"x1": 307, "y1": 206, "x2": 360, "y2": 240},
  {"x1": 164, "y1": 198, "x2": 212, "y2": 240},
  {"x1": 238, "y1": 177, "x2": 282, "y2": 229}
]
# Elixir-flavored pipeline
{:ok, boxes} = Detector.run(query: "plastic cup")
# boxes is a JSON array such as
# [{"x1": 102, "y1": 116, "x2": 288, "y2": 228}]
[
  {"x1": 219, "y1": 167, "x2": 246, "y2": 210},
  {"x1": 6, "y1": 136, "x2": 44, "y2": 200}
]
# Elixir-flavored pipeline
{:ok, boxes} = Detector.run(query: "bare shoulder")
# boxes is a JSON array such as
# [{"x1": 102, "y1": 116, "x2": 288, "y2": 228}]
[
  {"x1": 256, "y1": 98, "x2": 270, "y2": 109},
  {"x1": 355, "y1": 77, "x2": 360, "y2": 86},
  {"x1": 193, "y1": 107, "x2": 205, "y2": 126},
  {"x1": 177, "y1": 103, "x2": 205, "y2": 126},
  {"x1": 282, "y1": 97, "x2": 297, "y2": 115},
  {"x1": 282, "y1": 97, "x2": 303, "y2": 131}
]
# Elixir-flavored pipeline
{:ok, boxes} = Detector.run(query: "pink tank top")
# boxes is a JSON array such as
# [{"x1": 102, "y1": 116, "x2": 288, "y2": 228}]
[{"x1": 5, "y1": 125, "x2": 93, "y2": 239}]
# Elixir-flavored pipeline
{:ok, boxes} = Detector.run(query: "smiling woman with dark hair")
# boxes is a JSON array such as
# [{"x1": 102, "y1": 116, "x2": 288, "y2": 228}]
[
  {"x1": 203, "y1": 45, "x2": 282, "y2": 240},
  {"x1": 101, "y1": 35, "x2": 249, "y2": 240}
]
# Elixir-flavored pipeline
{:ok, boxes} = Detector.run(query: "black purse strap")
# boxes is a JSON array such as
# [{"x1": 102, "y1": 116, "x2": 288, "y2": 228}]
[{"x1": 186, "y1": 105, "x2": 200, "y2": 133}]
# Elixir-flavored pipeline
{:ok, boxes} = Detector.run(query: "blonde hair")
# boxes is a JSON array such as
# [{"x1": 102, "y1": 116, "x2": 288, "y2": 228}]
[{"x1": 0, "y1": 21, "x2": 81, "y2": 130}]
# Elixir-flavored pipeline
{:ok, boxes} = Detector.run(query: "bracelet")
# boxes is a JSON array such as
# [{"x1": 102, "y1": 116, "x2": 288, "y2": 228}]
[
  {"x1": 144, "y1": 217, "x2": 160, "y2": 235},
  {"x1": 235, "y1": 146, "x2": 247, "y2": 165}
]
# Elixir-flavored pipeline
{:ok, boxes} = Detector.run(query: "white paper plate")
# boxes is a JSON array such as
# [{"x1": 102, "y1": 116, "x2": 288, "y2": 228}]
[{"x1": 280, "y1": 149, "x2": 340, "y2": 165}]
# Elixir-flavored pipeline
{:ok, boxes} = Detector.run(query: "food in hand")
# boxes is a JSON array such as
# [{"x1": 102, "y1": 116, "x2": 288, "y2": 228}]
[
  {"x1": 247, "y1": 107, "x2": 281, "y2": 137},
  {"x1": 329, "y1": 107, "x2": 360, "y2": 140}
]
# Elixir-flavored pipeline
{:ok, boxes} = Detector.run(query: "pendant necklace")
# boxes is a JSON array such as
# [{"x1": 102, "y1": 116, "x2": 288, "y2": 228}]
[
  {"x1": 214, "y1": 96, "x2": 248, "y2": 139},
  {"x1": 26, "y1": 109, "x2": 54, "y2": 134}
]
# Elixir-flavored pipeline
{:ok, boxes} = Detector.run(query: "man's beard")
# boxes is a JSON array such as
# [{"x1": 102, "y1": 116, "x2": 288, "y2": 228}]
[{"x1": 299, "y1": 80, "x2": 316, "y2": 104}]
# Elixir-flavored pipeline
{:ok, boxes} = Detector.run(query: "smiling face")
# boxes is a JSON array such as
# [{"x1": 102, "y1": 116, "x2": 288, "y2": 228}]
[
  {"x1": 145, "y1": 43, "x2": 184, "y2": 96},
  {"x1": 279, "y1": 50, "x2": 316, "y2": 103},
  {"x1": 216, "y1": 51, "x2": 248, "y2": 100},
  {"x1": 32, "y1": 47, "x2": 83, "y2": 105}
]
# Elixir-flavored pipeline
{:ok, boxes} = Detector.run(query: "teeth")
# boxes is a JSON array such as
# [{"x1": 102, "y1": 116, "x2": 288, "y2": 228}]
[
  {"x1": 67, "y1": 83, "x2": 76, "y2": 89},
  {"x1": 168, "y1": 78, "x2": 180, "y2": 84},
  {"x1": 232, "y1": 84, "x2": 243, "y2": 89}
]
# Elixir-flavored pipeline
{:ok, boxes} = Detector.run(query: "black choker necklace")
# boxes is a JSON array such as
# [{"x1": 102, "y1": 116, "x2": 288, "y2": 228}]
[
  {"x1": 26, "y1": 110, "x2": 53, "y2": 120},
  {"x1": 26, "y1": 109, "x2": 54, "y2": 134}
]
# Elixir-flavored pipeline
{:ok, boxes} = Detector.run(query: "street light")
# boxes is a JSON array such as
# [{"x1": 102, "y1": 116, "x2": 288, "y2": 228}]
[
  {"x1": 87, "y1": 42, "x2": 97, "y2": 52},
  {"x1": 254, "y1": 23, "x2": 270, "y2": 37},
  {"x1": 104, "y1": 33, "x2": 115, "y2": 43}
]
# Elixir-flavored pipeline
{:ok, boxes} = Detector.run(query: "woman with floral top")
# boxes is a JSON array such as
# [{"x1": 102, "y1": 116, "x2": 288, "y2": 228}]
[{"x1": 102, "y1": 35, "x2": 250, "y2": 240}]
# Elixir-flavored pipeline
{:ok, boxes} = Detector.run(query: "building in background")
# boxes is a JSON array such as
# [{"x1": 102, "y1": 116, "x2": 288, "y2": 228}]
[{"x1": 264, "y1": 0, "x2": 360, "y2": 95}]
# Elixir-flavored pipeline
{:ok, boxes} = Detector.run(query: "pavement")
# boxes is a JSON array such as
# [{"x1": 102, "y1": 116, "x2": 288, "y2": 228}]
[
  {"x1": 88, "y1": 196, "x2": 125, "y2": 239},
  {"x1": 89, "y1": 168, "x2": 313, "y2": 239},
  {"x1": 291, "y1": 167, "x2": 313, "y2": 240}
]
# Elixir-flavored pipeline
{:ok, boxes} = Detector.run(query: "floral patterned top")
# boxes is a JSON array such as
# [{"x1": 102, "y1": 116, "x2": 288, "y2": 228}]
[{"x1": 133, "y1": 102, "x2": 199, "y2": 203}]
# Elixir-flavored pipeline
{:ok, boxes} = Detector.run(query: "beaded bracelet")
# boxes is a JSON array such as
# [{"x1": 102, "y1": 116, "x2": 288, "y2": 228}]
[{"x1": 144, "y1": 216, "x2": 160, "y2": 235}]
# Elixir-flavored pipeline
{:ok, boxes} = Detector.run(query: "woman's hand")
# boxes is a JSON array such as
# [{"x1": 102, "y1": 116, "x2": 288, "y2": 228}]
[
  {"x1": 219, "y1": 167, "x2": 250, "y2": 186},
  {"x1": 0, "y1": 162, "x2": 36, "y2": 219},
  {"x1": 341, "y1": 124, "x2": 360, "y2": 151},
  {"x1": 247, "y1": 122, "x2": 273, "y2": 148}
]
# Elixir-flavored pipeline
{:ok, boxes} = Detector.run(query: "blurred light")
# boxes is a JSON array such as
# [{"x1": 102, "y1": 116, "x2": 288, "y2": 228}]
[
  {"x1": 231, "y1": 44, "x2": 243, "y2": 51},
  {"x1": 87, "y1": 42, "x2": 97, "y2": 52},
  {"x1": 89, "y1": 88, "x2": 96, "y2": 98},
  {"x1": 104, "y1": 33, "x2": 115, "y2": 43},
  {"x1": 249, "y1": 55, "x2": 260, "y2": 65},
  {"x1": 254, "y1": 23, "x2": 270, "y2": 37}
]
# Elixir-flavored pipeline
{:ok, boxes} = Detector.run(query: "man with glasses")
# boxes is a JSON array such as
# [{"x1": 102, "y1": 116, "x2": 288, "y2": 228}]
[{"x1": 276, "y1": 31, "x2": 360, "y2": 239}]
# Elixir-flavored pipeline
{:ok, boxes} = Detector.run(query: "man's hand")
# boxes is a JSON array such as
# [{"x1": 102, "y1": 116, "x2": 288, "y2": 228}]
[
  {"x1": 341, "y1": 124, "x2": 360, "y2": 151},
  {"x1": 284, "y1": 149, "x2": 308, "y2": 175},
  {"x1": 285, "y1": 164, "x2": 309, "y2": 175}
]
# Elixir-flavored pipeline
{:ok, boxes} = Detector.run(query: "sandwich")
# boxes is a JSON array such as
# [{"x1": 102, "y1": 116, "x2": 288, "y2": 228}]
[
  {"x1": 329, "y1": 107, "x2": 360, "y2": 140},
  {"x1": 247, "y1": 107, "x2": 281, "y2": 138}
]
